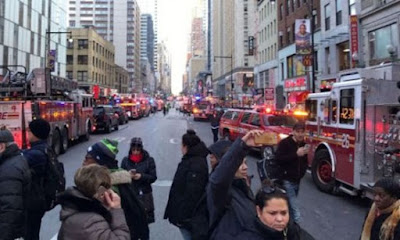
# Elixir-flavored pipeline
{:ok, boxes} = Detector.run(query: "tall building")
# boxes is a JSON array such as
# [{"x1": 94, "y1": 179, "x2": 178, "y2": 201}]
[
  {"x1": 137, "y1": 0, "x2": 158, "y2": 72},
  {"x1": 66, "y1": 27, "x2": 128, "y2": 94},
  {"x1": 191, "y1": 18, "x2": 206, "y2": 57},
  {"x1": 140, "y1": 14, "x2": 155, "y2": 70},
  {"x1": 254, "y1": 0, "x2": 279, "y2": 107},
  {"x1": 277, "y1": 0, "x2": 321, "y2": 109},
  {"x1": 158, "y1": 41, "x2": 171, "y2": 94},
  {"x1": 0, "y1": 0, "x2": 68, "y2": 77},
  {"x1": 211, "y1": 0, "x2": 257, "y2": 99},
  {"x1": 68, "y1": 0, "x2": 141, "y2": 92}
]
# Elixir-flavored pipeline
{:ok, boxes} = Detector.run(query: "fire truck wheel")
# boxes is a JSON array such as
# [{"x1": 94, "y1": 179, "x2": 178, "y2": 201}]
[
  {"x1": 312, "y1": 149, "x2": 336, "y2": 193},
  {"x1": 83, "y1": 123, "x2": 90, "y2": 141},
  {"x1": 52, "y1": 130, "x2": 62, "y2": 156},
  {"x1": 60, "y1": 128, "x2": 68, "y2": 154}
]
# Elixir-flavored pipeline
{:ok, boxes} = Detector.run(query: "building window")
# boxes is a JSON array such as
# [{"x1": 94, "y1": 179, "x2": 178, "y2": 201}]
[
  {"x1": 66, "y1": 71, "x2": 73, "y2": 79},
  {"x1": 77, "y1": 71, "x2": 88, "y2": 82},
  {"x1": 325, "y1": 47, "x2": 330, "y2": 74},
  {"x1": 336, "y1": 0, "x2": 342, "y2": 26},
  {"x1": 78, "y1": 55, "x2": 88, "y2": 65},
  {"x1": 67, "y1": 55, "x2": 73, "y2": 64},
  {"x1": 339, "y1": 89, "x2": 355, "y2": 125},
  {"x1": 349, "y1": 0, "x2": 356, "y2": 15},
  {"x1": 280, "y1": 4, "x2": 283, "y2": 20},
  {"x1": 297, "y1": 0, "x2": 301, "y2": 8},
  {"x1": 78, "y1": 39, "x2": 88, "y2": 49},
  {"x1": 369, "y1": 24, "x2": 399, "y2": 61},
  {"x1": 286, "y1": 0, "x2": 290, "y2": 14},
  {"x1": 325, "y1": 4, "x2": 331, "y2": 31},
  {"x1": 337, "y1": 41, "x2": 350, "y2": 70}
]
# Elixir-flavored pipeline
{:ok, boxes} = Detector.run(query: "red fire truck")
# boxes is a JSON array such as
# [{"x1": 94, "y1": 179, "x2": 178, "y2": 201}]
[
  {"x1": 0, "y1": 68, "x2": 94, "y2": 155},
  {"x1": 305, "y1": 77, "x2": 400, "y2": 198},
  {"x1": 119, "y1": 94, "x2": 142, "y2": 119},
  {"x1": 192, "y1": 100, "x2": 212, "y2": 121}
]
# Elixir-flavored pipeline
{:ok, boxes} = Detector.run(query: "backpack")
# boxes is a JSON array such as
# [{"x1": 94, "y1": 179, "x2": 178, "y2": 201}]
[{"x1": 42, "y1": 146, "x2": 66, "y2": 210}]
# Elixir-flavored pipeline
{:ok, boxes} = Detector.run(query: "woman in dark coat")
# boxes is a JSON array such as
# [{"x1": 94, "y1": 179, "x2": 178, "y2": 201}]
[
  {"x1": 361, "y1": 178, "x2": 400, "y2": 240},
  {"x1": 240, "y1": 182, "x2": 314, "y2": 240},
  {"x1": 164, "y1": 129, "x2": 209, "y2": 240},
  {"x1": 121, "y1": 137, "x2": 157, "y2": 223}
]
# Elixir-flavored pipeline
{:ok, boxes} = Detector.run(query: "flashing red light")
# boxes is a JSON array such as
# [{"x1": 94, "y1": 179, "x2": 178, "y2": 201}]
[{"x1": 265, "y1": 108, "x2": 272, "y2": 113}]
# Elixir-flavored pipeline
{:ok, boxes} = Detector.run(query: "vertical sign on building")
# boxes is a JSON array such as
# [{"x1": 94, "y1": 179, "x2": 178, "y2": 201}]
[
  {"x1": 350, "y1": 16, "x2": 359, "y2": 67},
  {"x1": 48, "y1": 50, "x2": 57, "y2": 72},
  {"x1": 295, "y1": 19, "x2": 312, "y2": 55}
]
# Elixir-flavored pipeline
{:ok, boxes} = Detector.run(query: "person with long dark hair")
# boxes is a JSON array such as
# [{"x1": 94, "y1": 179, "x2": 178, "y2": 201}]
[{"x1": 164, "y1": 129, "x2": 209, "y2": 240}]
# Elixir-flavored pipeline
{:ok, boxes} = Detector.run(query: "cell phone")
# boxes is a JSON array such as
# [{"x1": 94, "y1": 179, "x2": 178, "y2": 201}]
[
  {"x1": 96, "y1": 186, "x2": 108, "y2": 199},
  {"x1": 130, "y1": 169, "x2": 137, "y2": 174},
  {"x1": 254, "y1": 132, "x2": 279, "y2": 145},
  {"x1": 303, "y1": 144, "x2": 310, "y2": 151}
]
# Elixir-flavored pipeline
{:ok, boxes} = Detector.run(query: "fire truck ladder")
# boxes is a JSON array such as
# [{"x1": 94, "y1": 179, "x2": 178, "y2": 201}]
[{"x1": 0, "y1": 65, "x2": 28, "y2": 97}]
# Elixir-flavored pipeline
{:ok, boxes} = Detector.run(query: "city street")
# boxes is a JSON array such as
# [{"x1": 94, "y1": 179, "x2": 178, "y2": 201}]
[{"x1": 40, "y1": 109, "x2": 370, "y2": 240}]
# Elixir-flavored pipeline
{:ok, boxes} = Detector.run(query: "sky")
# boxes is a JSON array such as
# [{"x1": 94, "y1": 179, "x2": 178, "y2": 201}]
[{"x1": 158, "y1": 0, "x2": 194, "y2": 94}]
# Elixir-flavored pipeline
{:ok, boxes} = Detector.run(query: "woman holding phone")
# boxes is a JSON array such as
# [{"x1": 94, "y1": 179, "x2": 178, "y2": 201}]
[
  {"x1": 58, "y1": 164, "x2": 130, "y2": 240},
  {"x1": 121, "y1": 137, "x2": 157, "y2": 223}
]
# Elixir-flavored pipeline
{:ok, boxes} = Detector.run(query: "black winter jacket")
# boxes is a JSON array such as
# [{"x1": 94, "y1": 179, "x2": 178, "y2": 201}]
[
  {"x1": 0, "y1": 144, "x2": 31, "y2": 240},
  {"x1": 275, "y1": 136, "x2": 308, "y2": 183},
  {"x1": 207, "y1": 138, "x2": 257, "y2": 240},
  {"x1": 164, "y1": 141, "x2": 209, "y2": 228},
  {"x1": 110, "y1": 170, "x2": 149, "y2": 240},
  {"x1": 121, "y1": 150, "x2": 157, "y2": 194},
  {"x1": 23, "y1": 140, "x2": 49, "y2": 212},
  {"x1": 240, "y1": 218, "x2": 315, "y2": 240},
  {"x1": 210, "y1": 113, "x2": 221, "y2": 128}
]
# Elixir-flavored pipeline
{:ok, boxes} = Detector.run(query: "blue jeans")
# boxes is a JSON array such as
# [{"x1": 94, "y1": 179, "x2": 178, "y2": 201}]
[
  {"x1": 179, "y1": 227, "x2": 192, "y2": 240},
  {"x1": 282, "y1": 180, "x2": 301, "y2": 223}
]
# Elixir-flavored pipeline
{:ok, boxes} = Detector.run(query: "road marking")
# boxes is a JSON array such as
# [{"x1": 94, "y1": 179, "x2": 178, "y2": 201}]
[
  {"x1": 153, "y1": 180, "x2": 173, "y2": 187},
  {"x1": 112, "y1": 137, "x2": 126, "y2": 143},
  {"x1": 169, "y1": 138, "x2": 179, "y2": 144},
  {"x1": 50, "y1": 233, "x2": 58, "y2": 240}
]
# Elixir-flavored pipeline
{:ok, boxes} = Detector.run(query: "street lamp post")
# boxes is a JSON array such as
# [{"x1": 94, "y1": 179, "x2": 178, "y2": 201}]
[
  {"x1": 310, "y1": 0, "x2": 317, "y2": 93},
  {"x1": 45, "y1": 31, "x2": 73, "y2": 97},
  {"x1": 214, "y1": 54, "x2": 233, "y2": 107}
]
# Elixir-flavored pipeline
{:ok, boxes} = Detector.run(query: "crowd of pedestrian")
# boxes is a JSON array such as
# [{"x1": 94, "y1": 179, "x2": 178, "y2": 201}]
[{"x1": 1, "y1": 117, "x2": 400, "y2": 240}]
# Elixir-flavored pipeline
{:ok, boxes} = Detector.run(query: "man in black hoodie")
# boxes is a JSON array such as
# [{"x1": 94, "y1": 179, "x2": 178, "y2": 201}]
[{"x1": 274, "y1": 122, "x2": 308, "y2": 224}]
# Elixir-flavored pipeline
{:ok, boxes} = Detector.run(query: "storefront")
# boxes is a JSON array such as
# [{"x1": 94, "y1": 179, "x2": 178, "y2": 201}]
[{"x1": 284, "y1": 76, "x2": 309, "y2": 110}]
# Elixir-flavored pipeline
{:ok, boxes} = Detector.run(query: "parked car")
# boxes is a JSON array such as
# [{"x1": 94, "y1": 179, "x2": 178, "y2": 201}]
[
  {"x1": 93, "y1": 105, "x2": 119, "y2": 133},
  {"x1": 113, "y1": 106, "x2": 129, "y2": 125},
  {"x1": 219, "y1": 108, "x2": 297, "y2": 157}
]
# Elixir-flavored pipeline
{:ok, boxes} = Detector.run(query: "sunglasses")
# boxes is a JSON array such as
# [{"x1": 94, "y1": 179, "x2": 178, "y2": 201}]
[{"x1": 261, "y1": 185, "x2": 286, "y2": 194}]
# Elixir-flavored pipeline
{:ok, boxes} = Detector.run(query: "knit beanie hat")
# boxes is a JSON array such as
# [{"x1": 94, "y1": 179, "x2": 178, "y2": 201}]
[
  {"x1": 29, "y1": 119, "x2": 50, "y2": 140},
  {"x1": 130, "y1": 137, "x2": 143, "y2": 149},
  {"x1": 0, "y1": 128, "x2": 14, "y2": 143},
  {"x1": 374, "y1": 178, "x2": 400, "y2": 199},
  {"x1": 208, "y1": 140, "x2": 232, "y2": 160},
  {"x1": 87, "y1": 139, "x2": 119, "y2": 169}
]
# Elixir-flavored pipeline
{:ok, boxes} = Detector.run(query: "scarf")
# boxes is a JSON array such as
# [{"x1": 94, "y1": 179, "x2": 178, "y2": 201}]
[
  {"x1": 130, "y1": 153, "x2": 143, "y2": 163},
  {"x1": 361, "y1": 200, "x2": 400, "y2": 240}
]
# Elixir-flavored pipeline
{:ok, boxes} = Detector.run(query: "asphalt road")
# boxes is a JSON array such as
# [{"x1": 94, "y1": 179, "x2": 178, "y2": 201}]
[{"x1": 40, "y1": 109, "x2": 370, "y2": 240}]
